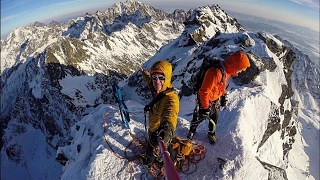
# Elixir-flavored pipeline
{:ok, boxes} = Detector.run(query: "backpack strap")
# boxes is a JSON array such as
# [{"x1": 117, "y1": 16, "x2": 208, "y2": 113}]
[
  {"x1": 144, "y1": 87, "x2": 174, "y2": 112},
  {"x1": 193, "y1": 58, "x2": 226, "y2": 93},
  {"x1": 217, "y1": 60, "x2": 226, "y2": 83},
  {"x1": 218, "y1": 60, "x2": 228, "y2": 94}
]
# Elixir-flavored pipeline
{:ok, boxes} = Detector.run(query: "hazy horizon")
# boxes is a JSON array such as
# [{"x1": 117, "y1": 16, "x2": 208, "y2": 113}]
[{"x1": 1, "y1": 0, "x2": 319, "y2": 39}]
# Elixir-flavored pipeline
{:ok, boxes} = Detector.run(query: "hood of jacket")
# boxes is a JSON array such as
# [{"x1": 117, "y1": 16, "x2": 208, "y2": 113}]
[
  {"x1": 224, "y1": 51, "x2": 250, "y2": 76},
  {"x1": 150, "y1": 60, "x2": 173, "y2": 92}
]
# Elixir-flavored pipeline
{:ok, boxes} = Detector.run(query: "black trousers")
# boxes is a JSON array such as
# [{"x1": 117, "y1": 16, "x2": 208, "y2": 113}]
[{"x1": 189, "y1": 99, "x2": 220, "y2": 134}]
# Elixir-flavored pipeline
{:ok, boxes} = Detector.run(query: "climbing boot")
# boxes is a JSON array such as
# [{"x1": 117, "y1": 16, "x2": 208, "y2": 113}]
[
  {"x1": 139, "y1": 153, "x2": 155, "y2": 169},
  {"x1": 187, "y1": 131, "x2": 194, "y2": 140},
  {"x1": 207, "y1": 133, "x2": 217, "y2": 145}
]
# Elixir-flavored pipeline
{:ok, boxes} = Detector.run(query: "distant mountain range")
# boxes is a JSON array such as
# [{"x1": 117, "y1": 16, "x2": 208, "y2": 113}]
[
  {"x1": 1, "y1": 0, "x2": 319, "y2": 179},
  {"x1": 228, "y1": 11, "x2": 319, "y2": 66}
]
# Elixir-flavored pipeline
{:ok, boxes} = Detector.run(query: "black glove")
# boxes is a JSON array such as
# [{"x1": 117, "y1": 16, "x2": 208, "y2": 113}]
[
  {"x1": 144, "y1": 104, "x2": 151, "y2": 112},
  {"x1": 199, "y1": 108, "x2": 210, "y2": 120},
  {"x1": 149, "y1": 132, "x2": 158, "y2": 146},
  {"x1": 220, "y1": 95, "x2": 227, "y2": 107},
  {"x1": 150, "y1": 121, "x2": 173, "y2": 146}
]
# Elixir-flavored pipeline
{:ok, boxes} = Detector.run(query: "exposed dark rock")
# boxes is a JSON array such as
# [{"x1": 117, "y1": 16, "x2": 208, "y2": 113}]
[
  {"x1": 257, "y1": 32, "x2": 282, "y2": 55},
  {"x1": 180, "y1": 80, "x2": 193, "y2": 96},
  {"x1": 281, "y1": 47, "x2": 296, "y2": 70},
  {"x1": 256, "y1": 157, "x2": 288, "y2": 180},
  {"x1": 257, "y1": 102, "x2": 281, "y2": 151},
  {"x1": 233, "y1": 53, "x2": 260, "y2": 84},
  {"x1": 56, "y1": 152, "x2": 68, "y2": 166}
]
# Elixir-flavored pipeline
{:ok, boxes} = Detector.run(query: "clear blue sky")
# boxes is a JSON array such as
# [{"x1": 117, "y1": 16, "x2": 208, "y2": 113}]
[{"x1": 1, "y1": 0, "x2": 319, "y2": 39}]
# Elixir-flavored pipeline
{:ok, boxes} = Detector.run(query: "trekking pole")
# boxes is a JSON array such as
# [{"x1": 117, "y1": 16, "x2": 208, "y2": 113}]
[{"x1": 157, "y1": 137, "x2": 181, "y2": 180}]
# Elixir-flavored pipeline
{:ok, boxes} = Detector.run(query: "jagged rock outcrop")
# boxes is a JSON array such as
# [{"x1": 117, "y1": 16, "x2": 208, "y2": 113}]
[
  {"x1": 178, "y1": 5, "x2": 244, "y2": 47},
  {"x1": 280, "y1": 38, "x2": 320, "y2": 109}
]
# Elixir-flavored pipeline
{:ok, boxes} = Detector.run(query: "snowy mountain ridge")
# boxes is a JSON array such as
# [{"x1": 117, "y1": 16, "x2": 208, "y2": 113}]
[
  {"x1": 0, "y1": 0, "x2": 184, "y2": 75},
  {"x1": 1, "y1": 0, "x2": 319, "y2": 180}
]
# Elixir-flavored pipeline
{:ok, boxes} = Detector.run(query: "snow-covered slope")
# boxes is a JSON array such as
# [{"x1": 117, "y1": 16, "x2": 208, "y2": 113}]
[
  {"x1": 1, "y1": 0, "x2": 319, "y2": 180},
  {"x1": 0, "y1": 0, "x2": 184, "y2": 75}
]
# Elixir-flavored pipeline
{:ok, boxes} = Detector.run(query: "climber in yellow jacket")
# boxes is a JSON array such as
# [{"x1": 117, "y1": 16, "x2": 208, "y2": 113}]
[{"x1": 139, "y1": 60, "x2": 179, "y2": 168}]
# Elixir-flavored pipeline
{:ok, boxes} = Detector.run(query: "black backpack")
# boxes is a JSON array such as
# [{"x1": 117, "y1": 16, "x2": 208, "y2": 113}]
[{"x1": 193, "y1": 57, "x2": 226, "y2": 94}]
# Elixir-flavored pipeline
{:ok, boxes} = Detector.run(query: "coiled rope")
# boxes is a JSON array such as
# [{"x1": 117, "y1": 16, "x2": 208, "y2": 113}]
[{"x1": 102, "y1": 111, "x2": 206, "y2": 179}]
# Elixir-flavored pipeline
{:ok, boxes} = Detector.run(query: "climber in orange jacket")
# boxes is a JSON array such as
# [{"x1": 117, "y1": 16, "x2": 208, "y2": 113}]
[{"x1": 187, "y1": 51, "x2": 251, "y2": 144}]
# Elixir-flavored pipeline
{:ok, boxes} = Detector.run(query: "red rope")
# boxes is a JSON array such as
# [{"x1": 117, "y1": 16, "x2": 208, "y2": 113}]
[
  {"x1": 103, "y1": 111, "x2": 164, "y2": 179},
  {"x1": 175, "y1": 142, "x2": 207, "y2": 174},
  {"x1": 102, "y1": 111, "x2": 207, "y2": 179}
]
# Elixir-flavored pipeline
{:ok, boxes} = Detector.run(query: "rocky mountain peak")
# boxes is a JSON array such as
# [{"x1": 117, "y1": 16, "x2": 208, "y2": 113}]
[
  {"x1": 178, "y1": 5, "x2": 244, "y2": 47},
  {"x1": 1, "y1": 1, "x2": 318, "y2": 180},
  {"x1": 106, "y1": 0, "x2": 167, "y2": 21}
]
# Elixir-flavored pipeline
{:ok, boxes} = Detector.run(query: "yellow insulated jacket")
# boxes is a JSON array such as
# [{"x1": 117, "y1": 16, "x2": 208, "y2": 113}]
[{"x1": 141, "y1": 61, "x2": 179, "y2": 132}]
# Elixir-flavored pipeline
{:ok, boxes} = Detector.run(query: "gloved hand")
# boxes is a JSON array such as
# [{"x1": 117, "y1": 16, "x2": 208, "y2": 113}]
[
  {"x1": 144, "y1": 104, "x2": 151, "y2": 112},
  {"x1": 149, "y1": 132, "x2": 158, "y2": 146},
  {"x1": 220, "y1": 95, "x2": 227, "y2": 107},
  {"x1": 199, "y1": 108, "x2": 210, "y2": 120},
  {"x1": 150, "y1": 121, "x2": 173, "y2": 146}
]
